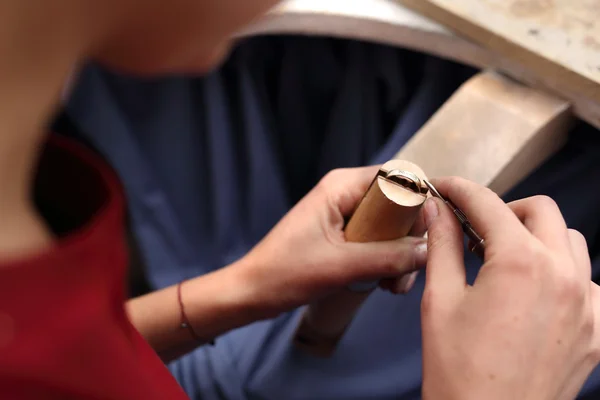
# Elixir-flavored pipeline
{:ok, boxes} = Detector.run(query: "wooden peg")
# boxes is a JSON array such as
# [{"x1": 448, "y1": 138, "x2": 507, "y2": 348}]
[{"x1": 292, "y1": 160, "x2": 428, "y2": 357}]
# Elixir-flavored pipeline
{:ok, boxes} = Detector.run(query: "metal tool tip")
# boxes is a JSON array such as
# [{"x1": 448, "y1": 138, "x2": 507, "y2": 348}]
[{"x1": 423, "y1": 180, "x2": 442, "y2": 199}]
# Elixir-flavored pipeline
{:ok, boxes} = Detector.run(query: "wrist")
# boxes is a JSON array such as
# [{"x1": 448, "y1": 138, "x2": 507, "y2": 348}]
[
  {"x1": 183, "y1": 258, "x2": 276, "y2": 336},
  {"x1": 223, "y1": 256, "x2": 282, "y2": 321}
]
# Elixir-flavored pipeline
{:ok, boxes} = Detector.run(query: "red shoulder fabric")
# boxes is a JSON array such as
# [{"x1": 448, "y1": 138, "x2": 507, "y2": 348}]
[{"x1": 0, "y1": 135, "x2": 189, "y2": 399}]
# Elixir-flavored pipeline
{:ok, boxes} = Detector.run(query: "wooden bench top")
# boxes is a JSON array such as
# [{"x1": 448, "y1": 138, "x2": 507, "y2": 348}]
[{"x1": 241, "y1": 0, "x2": 600, "y2": 130}]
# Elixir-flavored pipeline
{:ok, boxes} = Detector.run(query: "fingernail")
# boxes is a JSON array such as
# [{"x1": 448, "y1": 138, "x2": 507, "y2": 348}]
[
  {"x1": 414, "y1": 241, "x2": 428, "y2": 267},
  {"x1": 424, "y1": 198, "x2": 439, "y2": 228},
  {"x1": 396, "y1": 271, "x2": 419, "y2": 294}
]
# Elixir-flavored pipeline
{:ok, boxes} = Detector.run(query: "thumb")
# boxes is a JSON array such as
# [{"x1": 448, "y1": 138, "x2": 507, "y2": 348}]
[
  {"x1": 341, "y1": 236, "x2": 428, "y2": 283},
  {"x1": 423, "y1": 197, "x2": 466, "y2": 299}
]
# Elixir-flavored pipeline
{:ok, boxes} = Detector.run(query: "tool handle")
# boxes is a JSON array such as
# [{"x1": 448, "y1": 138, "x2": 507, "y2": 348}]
[{"x1": 293, "y1": 289, "x2": 372, "y2": 357}]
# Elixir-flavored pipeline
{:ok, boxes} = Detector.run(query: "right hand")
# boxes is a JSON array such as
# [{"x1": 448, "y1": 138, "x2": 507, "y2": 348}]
[{"x1": 421, "y1": 177, "x2": 600, "y2": 400}]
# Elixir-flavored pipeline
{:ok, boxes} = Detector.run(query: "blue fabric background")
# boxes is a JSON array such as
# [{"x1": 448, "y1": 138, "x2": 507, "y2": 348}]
[{"x1": 63, "y1": 36, "x2": 600, "y2": 399}]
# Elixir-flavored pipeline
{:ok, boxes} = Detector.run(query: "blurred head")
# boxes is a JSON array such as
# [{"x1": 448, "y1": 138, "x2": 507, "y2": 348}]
[{"x1": 91, "y1": 0, "x2": 279, "y2": 75}]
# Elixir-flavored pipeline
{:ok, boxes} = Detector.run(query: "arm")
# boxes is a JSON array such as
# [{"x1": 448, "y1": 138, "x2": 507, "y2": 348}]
[
  {"x1": 125, "y1": 167, "x2": 428, "y2": 363},
  {"x1": 126, "y1": 259, "x2": 264, "y2": 363}
]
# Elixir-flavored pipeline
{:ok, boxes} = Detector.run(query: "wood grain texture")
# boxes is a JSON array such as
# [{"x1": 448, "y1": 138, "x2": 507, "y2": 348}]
[
  {"x1": 395, "y1": 71, "x2": 574, "y2": 195},
  {"x1": 399, "y1": 0, "x2": 600, "y2": 128}
]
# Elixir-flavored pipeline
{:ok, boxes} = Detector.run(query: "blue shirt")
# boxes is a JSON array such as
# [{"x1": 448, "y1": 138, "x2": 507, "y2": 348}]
[{"x1": 64, "y1": 35, "x2": 600, "y2": 399}]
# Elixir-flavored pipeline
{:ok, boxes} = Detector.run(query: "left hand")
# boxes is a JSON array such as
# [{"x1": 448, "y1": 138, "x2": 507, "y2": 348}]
[{"x1": 233, "y1": 165, "x2": 428, "y2": 319}]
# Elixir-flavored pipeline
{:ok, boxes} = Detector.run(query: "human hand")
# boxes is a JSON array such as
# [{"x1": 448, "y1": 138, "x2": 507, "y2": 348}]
[
  {"x1": 421, "y1": 177, "x2": 600, "y2": 400},
  {"x1": 234, "y1": 165, "x2": 428, "y2": 319}
]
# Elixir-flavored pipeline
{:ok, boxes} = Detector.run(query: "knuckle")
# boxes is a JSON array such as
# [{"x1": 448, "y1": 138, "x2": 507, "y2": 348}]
[
  {"x1": 556, "y1": 273, "x2": 584, "y2": 302},
  {"x1": 529, "y1": 195, "x2": 560, "y2": 214},
  {"x1": 317, "y1": 170, "x2": 336, "y2": 190},
  {"x1": 502, "y1": 240, "x2": 587, "y2": 302},
  {"x1": 378, "y1": 257, "x2": 398, "y2": 276},
  {"x1": 502, "y1": 242, "x2": 548, "y2": 280},
  {"x1": 524, "y1": 238, "x2": 548, "y2": 257},
  {"x1": 380, "y1": 250, "x2": 414, "y2": 276},
  {"x1": 317, "y1": 168, "x2": 355, "y2": 197},
  {"x1": 536, "y1": 249, "x2": 588, "y2": 303},
  {"x1": 554, "y1": 266, "x2": 586, "y2": 302},
  {"x1": 320, "y1": 168, "x2": 348, "y2": 185},
  {"x1": 569, "y1": 228, "x2": 588, "y2": 246},
  {"x1": 478, "y1": 185, "x2": 503, "y2": 205}
]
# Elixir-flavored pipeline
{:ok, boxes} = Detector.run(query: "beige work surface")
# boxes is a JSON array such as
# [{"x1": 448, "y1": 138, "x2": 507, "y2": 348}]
[
  {"x1": 400, "y1": 0, "x2": 600, "y2": 128},
  {"x1": 242, "y1": 0, "x2": 600, "y2": 130},
  {"x1": 395, "y1": 71, "x2": 573, "y2": 195}
]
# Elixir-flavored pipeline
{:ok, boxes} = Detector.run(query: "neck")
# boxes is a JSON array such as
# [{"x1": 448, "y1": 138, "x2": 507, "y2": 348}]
[{"x1": 0, "y1": 1, "x2": 97, "y2": 259}]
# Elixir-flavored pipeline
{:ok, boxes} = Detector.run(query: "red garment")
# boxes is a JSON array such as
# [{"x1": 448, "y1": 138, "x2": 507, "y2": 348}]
[{"x1": 0, "y1": 135, "x2": 189, "y2": 399}]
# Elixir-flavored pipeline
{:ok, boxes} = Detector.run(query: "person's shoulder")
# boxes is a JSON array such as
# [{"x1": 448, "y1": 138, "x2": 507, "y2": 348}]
[{"x1": 0, "y1": 133, "x2": 188, "y2": 400}]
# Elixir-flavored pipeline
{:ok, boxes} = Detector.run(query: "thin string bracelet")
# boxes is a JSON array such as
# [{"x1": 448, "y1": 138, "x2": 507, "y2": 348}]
[{"x1": 177, "y1": 281, "x2": 215, "y2": 346}]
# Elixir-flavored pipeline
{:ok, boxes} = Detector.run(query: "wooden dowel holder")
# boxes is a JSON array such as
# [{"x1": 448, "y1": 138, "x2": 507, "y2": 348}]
[{"x1": 292, "y1": 160, "x2": 429, "y2": 357}]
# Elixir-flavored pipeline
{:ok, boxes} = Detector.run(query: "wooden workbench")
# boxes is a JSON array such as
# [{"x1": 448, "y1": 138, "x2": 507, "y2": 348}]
[
  {"x1": 400, "y1": 0, "x2": 600, "y2": 129},
  {"x1": 242, "y1": 0, "x2": 600, "y2": 130}
]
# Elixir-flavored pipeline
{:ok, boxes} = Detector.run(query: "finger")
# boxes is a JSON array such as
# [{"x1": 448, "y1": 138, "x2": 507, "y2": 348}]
[
  {"x1": 408, "y1": 207, "x2": 427, "y2": 238},
  {"x1": 423, "y1": 197, "x2": 466, "y2": 299},
  {"x1": 568, "y1": 229, "x2": 591, "y2": 280},
  {"x1": 391, "y1": 271, "x2": 419, "y2": 294},
  {"x1": 342, "y1": 236, "x2": 427, "y2": 283},
  {"x1": 429, "y1": 177, "x2": 529, "y2": 246},
  {"x1": 508, "y1": 196, "x2": 569, "y2": 251},
  {"x1": 320, "y1": 165, "x2": 381, "y2": 216},
  {"x1": 379, "y1": 272, "x2": 420, "y2": 295}
]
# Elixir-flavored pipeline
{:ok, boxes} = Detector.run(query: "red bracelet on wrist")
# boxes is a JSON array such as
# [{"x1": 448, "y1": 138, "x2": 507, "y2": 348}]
[{"x1": 177, "y1": 281, "x2": 215, "y2": 346}]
